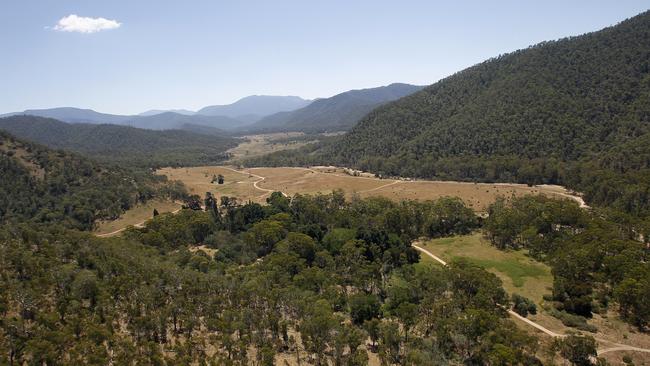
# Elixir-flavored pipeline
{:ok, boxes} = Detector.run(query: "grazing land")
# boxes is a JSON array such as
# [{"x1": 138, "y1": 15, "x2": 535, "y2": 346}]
[
  {"x1": 157, "y1": 165, "x2": 585, "y2": 212},
  {"x1": 226, "y1": 132, "x2": 315, "y2": 161},
  {"x1": 417, "y1": 233, "x2": 552, "y2": 303},
  {"x1": 94, "y1": 199, "x2": 181, "y2": 235}
]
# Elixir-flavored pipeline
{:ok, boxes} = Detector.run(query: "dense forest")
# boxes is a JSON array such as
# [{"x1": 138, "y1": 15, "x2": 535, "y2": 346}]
[
  {"x1": 0, "y1": 116, "x2": 238, "y2": 168},
  {"x1": 0, "y1": 189, "x2": 554, "y2": 365},
  {"x1": 0, "y1": 130, "x2": 186, "y2": 230},
  {"x1": 246, "y1": 11, "x2": 650, "y2": 221}
]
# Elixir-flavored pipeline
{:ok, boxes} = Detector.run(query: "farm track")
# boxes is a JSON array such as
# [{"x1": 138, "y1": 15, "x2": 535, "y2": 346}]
[{"x1": 96, "y1": 207, "x2": 182, "y2": 237}]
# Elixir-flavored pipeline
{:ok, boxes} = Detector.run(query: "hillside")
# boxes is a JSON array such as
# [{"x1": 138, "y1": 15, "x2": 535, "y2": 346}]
[
  {"x1": 0, "y1": 130, "x2": 185, "y2": 230},
  {"x1": 0, "y1": 115, "x2": 239, "y2": 167},
  {"x1": 244, "y1": 83, "x2": 424, "y2": 133},
  {"x1": 197, "y1": 95, "x2": 310, "y2": 120},
  {"x1": 306, "y1": 11, "x2": 650, "y2": 216}
]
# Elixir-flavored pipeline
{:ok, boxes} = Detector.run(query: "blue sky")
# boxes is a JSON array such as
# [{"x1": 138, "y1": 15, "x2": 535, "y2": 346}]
[{"x1": 1, "y1": 1, "x2": 648, "y2": 115}]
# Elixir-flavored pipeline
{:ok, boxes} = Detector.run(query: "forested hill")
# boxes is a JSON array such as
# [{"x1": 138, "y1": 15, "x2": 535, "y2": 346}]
[
  {"x1": 243, "y1": 83, "x2": 424, "y2": 133},
  {"x1": 0, "y1": 130, "x2": 186, "y2": 230},
  {"x1": 310, "y1": 10, "x2": 650, "y2": 216},
  {"x1": 0, "y1": 115, "x2": 239, "y2": 167}
]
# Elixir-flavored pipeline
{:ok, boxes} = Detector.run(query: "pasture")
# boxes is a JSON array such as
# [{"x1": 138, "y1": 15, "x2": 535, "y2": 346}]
[
  {"x1": 94, "y1": 199, "x2": 181, "y2": 235},
  {"x1": 157, "y1": 165, "x2": 585, "y2": 212},
  {"x1": 226, "y1": 132, "x2": 315, "y2": 161},
  {"x1": 417, "y1": 233, "x2": 553, "y2": 303}
]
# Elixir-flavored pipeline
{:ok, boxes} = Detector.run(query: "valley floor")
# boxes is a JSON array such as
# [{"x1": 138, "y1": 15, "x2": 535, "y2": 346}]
[{"x1": 157, "y1": 165, "x2": 586, "y2": 213}]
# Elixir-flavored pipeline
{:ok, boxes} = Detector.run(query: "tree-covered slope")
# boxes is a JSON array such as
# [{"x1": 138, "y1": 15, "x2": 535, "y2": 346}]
[
  {"x1": 329, "y1": 11, "x2": 650, "y2": 163},
  {"x1": 0, "y1": 115, "x2": 239, "y2": 167},
  {"x1": 312, "y1": 11, "x2": 650, "y2": 215},
  {"x1": 0, "y1": 130, "x2": 185, "y2": 230},
  {"x1": 245, "y1": 83, "x2": 424, "y2": 133}
]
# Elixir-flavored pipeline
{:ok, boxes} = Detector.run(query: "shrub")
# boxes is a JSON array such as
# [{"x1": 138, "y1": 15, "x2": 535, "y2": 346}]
[{"x1": 512, "y1": 293, "x2": 537, "y2": 317}]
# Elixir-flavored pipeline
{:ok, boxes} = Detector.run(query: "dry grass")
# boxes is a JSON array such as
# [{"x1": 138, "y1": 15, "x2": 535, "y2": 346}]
[
  {"x1": 158, "y1": 166, "x2": 264, "y2": 203},
  {"x1": 95, "y1": 199, "x2": 181, "y2": 235},
  {"x1": 158, "y1": 166, "x2": 583, "y2": 212},
  {"x1": 227, "y1": 132, "x2": 314, "y2": 162}
]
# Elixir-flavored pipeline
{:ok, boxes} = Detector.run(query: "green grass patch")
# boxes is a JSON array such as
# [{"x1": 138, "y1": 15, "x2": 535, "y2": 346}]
[
  {"x1": 457, "y1": 257, "x2": 547, "y2": 287},
  {"x1": 420, "y1": 233, "x2": 553, "y2": 303}
]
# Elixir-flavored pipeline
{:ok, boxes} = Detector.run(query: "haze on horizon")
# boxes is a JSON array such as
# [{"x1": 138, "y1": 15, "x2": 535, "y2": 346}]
[{"x1": 1, "y1": 0, "x2": 648, "y2": 115}]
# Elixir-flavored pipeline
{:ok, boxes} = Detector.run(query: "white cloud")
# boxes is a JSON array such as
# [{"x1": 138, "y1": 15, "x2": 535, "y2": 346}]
[{"x1": 53, "y1": 14, "x2": 121, "y2": 33}]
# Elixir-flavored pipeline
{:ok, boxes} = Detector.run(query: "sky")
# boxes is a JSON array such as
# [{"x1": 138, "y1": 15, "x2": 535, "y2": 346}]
[{"x1": 1, "y1": 1, "x2": 648, "y2": 115}]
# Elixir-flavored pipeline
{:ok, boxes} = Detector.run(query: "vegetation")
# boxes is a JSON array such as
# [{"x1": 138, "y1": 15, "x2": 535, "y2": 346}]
[
  {"x1": 0, "y1": 131, "x2": 186, "y2": 230},
  {"x1": 0, "y1": 115, "x2": 238, "y2": 168},
  {"x1": 0, "y1": 190, "x2": 549, "y2": 365},
  {"x1": 484, "y1": 195, "x2": 649, "y2": 330},
  {"x1": 247, "y1": 11, "x2": 650, "y2": 222}
]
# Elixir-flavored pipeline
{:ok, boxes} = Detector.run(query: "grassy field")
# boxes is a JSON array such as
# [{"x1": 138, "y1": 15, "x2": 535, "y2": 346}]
[
  {"x1": 95, "y1": 199, "x2": 181, "y2": 235},
  {"x1": 226, "y1": 132, "x2": 315, "y2": 162},
  {"x1": 157, "y1": 165, "x2": 584, "y2": 212},
  {"x1": 417, "y1": 233, "x2": 553, "y2": 303}
]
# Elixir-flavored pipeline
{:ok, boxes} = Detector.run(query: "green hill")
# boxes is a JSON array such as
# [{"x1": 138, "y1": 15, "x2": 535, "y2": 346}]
[
  {"x1": 309, "y1": 11, "x2": 650, "y2": 216},
  {"x1": 0, "y1": 115, "x2": 239, "y2": 167},
  {"x1": 0, "y1": 130, "x2": 185, "y2": 230}
]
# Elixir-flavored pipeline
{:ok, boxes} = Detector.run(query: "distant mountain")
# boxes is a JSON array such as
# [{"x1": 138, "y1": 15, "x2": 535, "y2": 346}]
[
  {"x1": 2, "y1": 97, "x2": 312, "y2": 131},
  {"x1": 130, "y1": 112, "x2": 244, "y2": 130},
  {"x1": 0, "y1": 115, "x2": 238, "y2": 167},
  {"x1": 197, "y1": 95, "x2": 310, "y2": 120},
  {"x1": 3, "y1": 107, "x2": 132, "y2": 125},
  {"x1": 2, "y1": 108, "x2": 245, "y2": 131},
  {"x1": 244, "y1": 83, "x2": 424, "y2": 133},
  {"x1": 139, "y1": 109, "x2": 195, "y2": 116}
]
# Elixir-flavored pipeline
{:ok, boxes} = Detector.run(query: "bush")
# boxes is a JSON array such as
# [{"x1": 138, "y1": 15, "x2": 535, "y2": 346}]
[
  {"x1": 349, "y1": 293, "x2": 381, "y2": 325},
  {"x1": 548, "y1": 309, "x2": 597, "y2": 333},
  {"x1": 512, "y1": 293, "x2": 537, "y2": 317}
]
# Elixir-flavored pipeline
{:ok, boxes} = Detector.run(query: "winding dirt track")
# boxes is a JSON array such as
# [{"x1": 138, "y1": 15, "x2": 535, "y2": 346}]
[
  {"x1": 412, "y1": 243, "x2": 650, "y2": 356},
  {"x1": 96, "y1": 208, "x2": 183, "y2": 238},
  {"x1": 220, "y1": 166, "x2": 288, "y2": 198}
]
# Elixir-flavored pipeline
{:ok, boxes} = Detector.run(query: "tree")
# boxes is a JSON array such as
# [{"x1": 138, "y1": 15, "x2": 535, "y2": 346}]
[
  {"x1": 363, "y1": 318, "x2": 381, "y2": 350},
  {"x1": 394, "y1": 302, "x2": 418, "y2": 341},
  {"x1": 217, "y1": 174, "x2": 225, "y2": 185},
  {"x1": 554, "y1": 334, "x2": 597, "y2": 366},
  {"x1": 183, "y1": 195, "x2": 203, "y2": 210},
  {"x1": 512, "y1": 293, "x2": 537, "y2": 317},
  {"x1": 349, "y1": 293, "x2": 381, "y2": 325}
]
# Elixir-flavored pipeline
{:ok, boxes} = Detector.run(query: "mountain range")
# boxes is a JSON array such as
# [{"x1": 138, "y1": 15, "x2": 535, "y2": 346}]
[
  {"x1": 0, "y1": 95, "x2": 312, "y2": 132},
  {"x1": 0, "y1": 85, "x2": 425, "y2": 134},
  {"x1": 242, "y1": 83, "x2": 424, "y2": 133}
]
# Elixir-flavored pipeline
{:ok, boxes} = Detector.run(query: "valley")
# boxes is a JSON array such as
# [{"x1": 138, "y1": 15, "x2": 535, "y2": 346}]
[
  {"x1": 157, "y1": 165, "x2": 586, "y2": 212},
  {"x1": 2, "y1": 5, "x2": 650, "y2": 365}
]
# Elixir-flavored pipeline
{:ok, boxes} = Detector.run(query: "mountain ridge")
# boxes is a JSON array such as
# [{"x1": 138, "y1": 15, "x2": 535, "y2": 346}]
[{"x1": 243, "y1": 83, "x2": 425, "y2": 133}]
